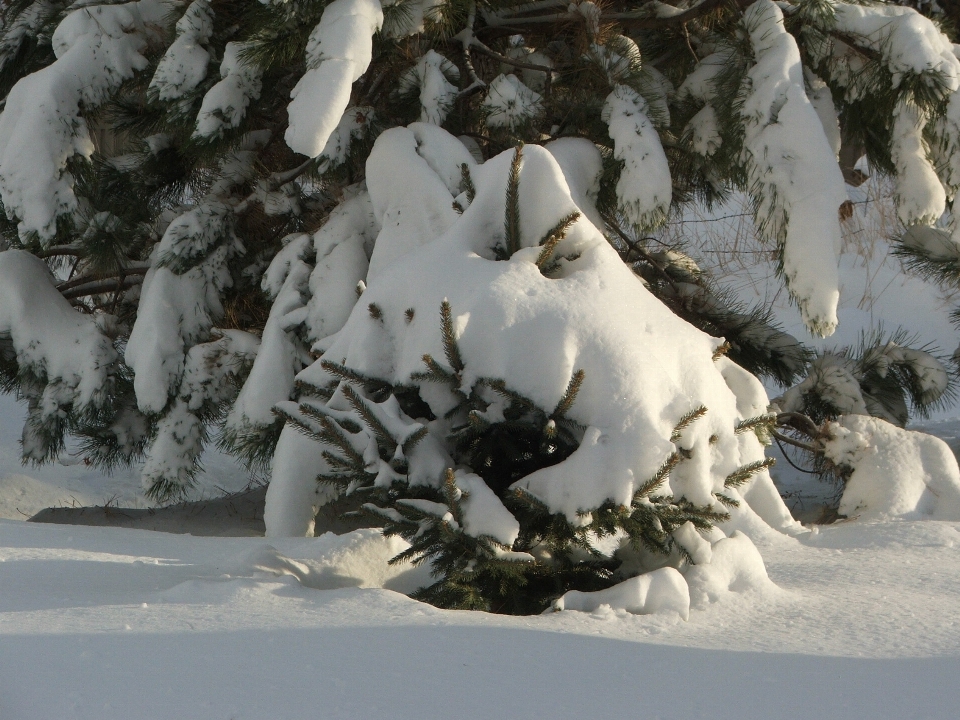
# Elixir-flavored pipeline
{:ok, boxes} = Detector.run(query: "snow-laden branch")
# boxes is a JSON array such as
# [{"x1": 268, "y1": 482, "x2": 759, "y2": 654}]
[
  {"x1": 285, "y1": 0, "x2": 383, "y2": 158},
  {"x1": 738, "y1": 0, "x2": 845, "y2": 337},
  {"x1": 0, "y1": 0, "x2": 169, "y2": 242}
]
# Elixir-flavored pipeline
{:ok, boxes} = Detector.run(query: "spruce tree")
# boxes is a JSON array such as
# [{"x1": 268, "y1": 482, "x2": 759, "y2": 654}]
[{"x1": 1, "y1": 0, "x2": 959, "y2": 611}]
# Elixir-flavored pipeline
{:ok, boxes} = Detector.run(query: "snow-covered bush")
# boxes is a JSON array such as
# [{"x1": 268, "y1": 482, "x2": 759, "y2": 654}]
[
  {"x1": 263, "y1": 131, "x2": 799, "y2": 611},
  {"x1": 1, "y1": 0, "x2": 960, "y2": 609}
]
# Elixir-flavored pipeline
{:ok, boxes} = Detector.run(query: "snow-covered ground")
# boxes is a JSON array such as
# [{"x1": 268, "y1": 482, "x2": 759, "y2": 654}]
[{"x1": 1, "y1": 515, "x2": 958, "y2": 719}]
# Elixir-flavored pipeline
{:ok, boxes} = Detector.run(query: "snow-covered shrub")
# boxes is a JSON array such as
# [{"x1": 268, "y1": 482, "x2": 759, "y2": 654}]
[{"x1": 262, "y1": 129, "x2": 801, "y2": 612}]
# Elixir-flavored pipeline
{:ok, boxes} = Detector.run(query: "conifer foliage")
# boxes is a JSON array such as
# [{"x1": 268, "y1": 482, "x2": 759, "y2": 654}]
[{"x1": 0, "y1": 0, "x2": 959, "y2": 611}]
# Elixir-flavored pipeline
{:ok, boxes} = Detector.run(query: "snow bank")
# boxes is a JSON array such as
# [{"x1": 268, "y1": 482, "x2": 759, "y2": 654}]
[
  {"x1": 685, "y1": 531, "x2": 778, "y2": 608},
  {"x1": 242, "y1": 529, "x2": 430, "y2": 594},
  {"x1": 822, "y1": 415, "x2": 960, "y2": 521}
]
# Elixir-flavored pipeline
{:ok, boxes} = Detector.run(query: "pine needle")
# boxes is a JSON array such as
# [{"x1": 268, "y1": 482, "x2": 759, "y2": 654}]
[
  {"x1": 440, "y1": 299, "x2": 465, "y2": 373},
  {"x1": 552, "y1": 368, "x2": 584, "y2": 419},
  {"x1": 536, "y1": 212, "x2": 580, "y2": 270},
  {"x1": 504, "y1": 144, "x2": 523, "y2": 257},
  {"x1": 670, "y1": 406, "x2": 708, "y2": 442}
]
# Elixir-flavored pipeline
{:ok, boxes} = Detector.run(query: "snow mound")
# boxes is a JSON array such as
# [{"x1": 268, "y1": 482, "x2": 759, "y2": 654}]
[
  {"x1": 553, "y1": 567, "x2": 690, "y2": 620},
  {"x1": 239, "y1": 529, "x2": 431, "y2": 594},
  {"x1": 822, "y1": 415, "x2": 960, "y2": 521},
  {"x1": 684, "y1": 531, "x2": 778, "y2": 609}
]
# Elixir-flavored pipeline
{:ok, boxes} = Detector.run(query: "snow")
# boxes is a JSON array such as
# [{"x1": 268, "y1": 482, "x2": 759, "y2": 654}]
[
  {"x1": 891, "y1": 101, "x2": 946, "y2": 225},
  {"x1": 602, "y1": 84, "x2": 672, "y2": 230},
  {"x1": 455, "y1": 471, "x2": 519, "y2": 546},
  {"x1": 399, "y1": 50, "x2": 460, "y2": 126},
  {"x1": 482, "y1": 73, "x2": 543, "y2": 129},
  {"x1": 823, "y1": 414, "x2": 960, "y2": 521},
  {"x1": 285, "y1": 0, "x2": 383, "y2": 158},
  {"x1": 149, "y1": 0, "x2": 213, "y2": 103},
  {"x1": 832, "y1": 1, "x2": 960, "y2": 90},
  {"x1": 0, "y1": 251, "x2": 117, "y2": 461},
  {"x1": 193, "y1": 42, "x2": 263, "y2": 139},
  {"x1": 0, "y1": 0, "x2": 168, "y2": 241},
  {"x1": 554, "y1": 567, "x2": 691, "y2": 619},
  {"x1": 739, "y1": 0, "x2": 846, "y2": 337},
  {"x1": 2, "y1": 514, "x2": 960, "y2": 718}
]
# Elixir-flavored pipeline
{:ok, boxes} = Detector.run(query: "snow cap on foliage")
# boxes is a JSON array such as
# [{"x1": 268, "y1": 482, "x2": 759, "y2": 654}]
[
  {"x1": 399, "y1": 51, "x2": 460, "y2": 126},
  {"x1": 739, "y1": 0, "x2": 845, "y2": 337},
  {"x1": 831, "y1": 2, "x2": 960, "y2": 91},
  {"x1": 285, "y1": 0, "x2": 383, "y2": 157},
  {"x1": 0, "y1": 250, "x2": 117, "y2": 431},
  {"x1": 194, "y1": 42, "x2": 263, "y2": 139},
  {"x1": 149, "y1": 0, "x2": 214, "y2": 103},
  {"x1": 602, "y1": 84, "x2": 672, "y2": 230},
  {"x1": 891, "y1": 102, "x2": 946, "y2": 226},
  {"x1": 266, "y1": 123, "x2": 797, "y2": 534},
  {"x1": 482, "y1": 74, "x2": 543, "y2": 129},
  {"x1": 0, "y1": 0, "x2": 168, "y2": 241}
]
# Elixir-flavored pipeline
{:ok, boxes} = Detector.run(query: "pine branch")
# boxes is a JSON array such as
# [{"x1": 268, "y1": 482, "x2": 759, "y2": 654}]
[
  {"x1": 724, "y1": 457, "x2": 775, "y2": 489},
  {"x1": 551, "y1": 368, "x2": 584, "y2": 419},
  {"x1": 670, "y1": 406, "x2": 707, "y2": 442},
  {"x1": 460, "y1": 163, "x2": 476, "y2": 203},
  {"x1": 504, "y1": 145, "x2": 523, "y2": 257},
  {"x1": 340, "y1": 384, "x2": 396, "y2": 452},
  {"x1": 440, "y1": 300, "x2": 465, "y2": 374},
  {"x1": 536, "y1": 211, "x2": 580, "y2": 270},
  {"x1": 634, "y1": 451, "x2": 681, "y2": 501},
  {"x1": 734, "y1": 414, "x2": 775, "y2": 435}
]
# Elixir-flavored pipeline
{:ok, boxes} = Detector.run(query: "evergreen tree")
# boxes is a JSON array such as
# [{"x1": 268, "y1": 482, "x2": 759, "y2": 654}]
[{"x1": 1, "y1": 0, "x2": 959, "y2": 611}]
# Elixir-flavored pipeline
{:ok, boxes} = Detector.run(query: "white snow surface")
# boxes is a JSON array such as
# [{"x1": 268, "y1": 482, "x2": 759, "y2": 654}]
[
  {"x1": 2, "y1": 513, "x2": 960, "y2": 718},
  {"x1": 0, "y1": 0, "x2": 169, "y2": 241}
]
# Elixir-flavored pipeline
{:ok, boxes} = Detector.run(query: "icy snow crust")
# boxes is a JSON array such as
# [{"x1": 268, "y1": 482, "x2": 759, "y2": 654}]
[
  {"x1": 266, "y1": 123, "x2": 798, "y2": 539},
  {"x1": 0, "y1": 0, "x2": 169, "y2": 241}
]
